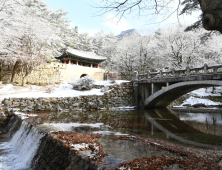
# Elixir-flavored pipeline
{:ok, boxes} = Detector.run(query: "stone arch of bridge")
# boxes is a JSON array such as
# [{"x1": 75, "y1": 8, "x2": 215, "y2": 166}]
[{"x1": 143, "y1": 80, "x2": 222, "y2": 108}]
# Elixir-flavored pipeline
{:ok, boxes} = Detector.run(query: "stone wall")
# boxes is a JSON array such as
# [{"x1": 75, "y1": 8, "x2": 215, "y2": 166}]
[
  {"x1": 2, "y1": 82, "x2": 136, "y2": 111},
  {"x1": 31, "y1": 134, "x2": 99, "y2": 170},
  {"x1": 15, "y1": 63, "x2": 66, "y2": 85},
  {"x1": 1, "y1": 63, "x2": 106, "y2": 84},
  {"x1": 60, "y1": 64, "x2": 106, "y2": 81},
  {"x1": 2, "y1": 63, "x2": 66, "y2": 85}
]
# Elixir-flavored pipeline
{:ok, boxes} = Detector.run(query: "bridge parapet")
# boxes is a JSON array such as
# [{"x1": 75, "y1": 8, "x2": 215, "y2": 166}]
[
  {"x1": 137, "y1": 64, "x2": 222, "y2": 80},
  {"x1": 132, "y1": 64, "x2": 222, "y2": 108}
]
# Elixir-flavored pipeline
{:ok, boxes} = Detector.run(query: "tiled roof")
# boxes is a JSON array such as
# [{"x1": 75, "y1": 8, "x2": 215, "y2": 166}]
[{"x1": 56, "y1": 48, "x2": 107, "y2": 62}]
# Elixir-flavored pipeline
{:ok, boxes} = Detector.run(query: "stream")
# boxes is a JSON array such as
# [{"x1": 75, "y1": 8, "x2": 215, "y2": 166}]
[{"x1": 0, "y1": 108, "x2": 222, "y2": 169}]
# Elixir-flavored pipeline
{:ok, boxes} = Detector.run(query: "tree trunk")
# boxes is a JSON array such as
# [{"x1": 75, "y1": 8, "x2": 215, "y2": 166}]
[
  {"x1": 11, "y1": 60, "x2": 20, "y2": 83},
  {"x1": 198, "y1": 0, "x2": 222, "y2": 33},
  {"x1": 21, "y1": 65, "x2": 34, "y2": 86},
  {"x1": 22, "y1": 75, "x2": 28, "y2": 86},
  {"x1": 0, "y1": 62, "x2": 3, "y2": 81}
]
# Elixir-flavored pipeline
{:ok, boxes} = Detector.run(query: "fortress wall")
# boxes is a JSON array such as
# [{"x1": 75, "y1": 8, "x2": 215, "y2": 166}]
[{"x1": 2, "y1": 63, "x2": 106, "y2": 85}]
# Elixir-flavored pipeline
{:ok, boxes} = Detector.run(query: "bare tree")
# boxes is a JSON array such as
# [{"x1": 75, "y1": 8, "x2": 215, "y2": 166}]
[
  {"x1": 94, "y1": 0, "x2": 222, "y2": 33},
  {"x1": 0, "y1": 0, "x2": 7, "y2": 11},
  {"x1": 17, "y1": 33, "x2": 51, "y2": 86},
  {"x1": 0, "y1": 0, "x2": 59, "y2": 85},
  {"x1": 0, "y1": 0, "x2": 23, "y2": 12},
  {"x1": 94, "y1": 0, "x2": 181, "y2": 25},
  {"x1": 105, "y1": 31, "x2": 155, "y2": 72}
]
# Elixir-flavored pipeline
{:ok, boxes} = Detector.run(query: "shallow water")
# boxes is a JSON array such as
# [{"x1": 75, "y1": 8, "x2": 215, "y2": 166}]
[
  {"x1": 32, "y1": 109, "x2": 222, "y2": 146},
  {"x1": 1, "y1": 108, "x2": 222, "y2": 169}
]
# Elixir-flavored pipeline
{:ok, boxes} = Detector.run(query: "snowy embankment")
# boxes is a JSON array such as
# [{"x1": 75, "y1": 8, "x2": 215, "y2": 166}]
[
  {"x1": 1, "y1": 81, "x2": 221, "y2": 108},
  {"x1": 0, "y1": 80, "x2": 129, "y2": 101},
  {"x1": 178, "y1": 87, "x2": 222, "y2": 107}
]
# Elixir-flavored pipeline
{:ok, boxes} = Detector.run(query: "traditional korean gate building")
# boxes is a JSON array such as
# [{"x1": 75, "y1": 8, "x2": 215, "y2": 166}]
[
  {"x1": 55, "y1": 48, "x2": 107, "y2": 81},
  {"x1": 56, "y1": 48, "x2": 106, "y2": 69}
]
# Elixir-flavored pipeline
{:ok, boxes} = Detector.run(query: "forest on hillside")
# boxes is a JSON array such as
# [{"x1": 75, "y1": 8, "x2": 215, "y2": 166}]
[{"x1": 0, "y1": 0, "x2": 222, "y2": 80}]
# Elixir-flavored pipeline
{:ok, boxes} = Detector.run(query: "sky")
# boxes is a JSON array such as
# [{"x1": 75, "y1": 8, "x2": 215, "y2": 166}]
[{"x1": 43, "y1": 0, "x2": 201, "y2": 35}]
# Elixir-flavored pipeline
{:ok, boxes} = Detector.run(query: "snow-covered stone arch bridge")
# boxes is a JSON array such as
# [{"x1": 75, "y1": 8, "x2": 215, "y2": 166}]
[{"x1": 132, "y1": 64, "x2": 222, "y2": 108}]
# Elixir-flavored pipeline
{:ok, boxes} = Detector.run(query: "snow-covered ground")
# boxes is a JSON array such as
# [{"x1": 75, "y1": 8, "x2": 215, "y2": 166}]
[
  {"x1": 179, "y1": 87, "x2": 222, "y2": 107},
  {"x1": 0, "y1": 80, "x2": 129, "y2": 101},
  {"x1": 188, "y1": 87, "x2": 222, "y2": 97},
  {"x1": 181, "y1": 96, "x2": 221, "y2": 106}
]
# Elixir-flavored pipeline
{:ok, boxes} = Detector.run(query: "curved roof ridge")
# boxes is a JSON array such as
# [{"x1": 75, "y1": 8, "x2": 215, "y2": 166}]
[{"x1": 66, "y1": 48, "x2": 107, "y2": 61}]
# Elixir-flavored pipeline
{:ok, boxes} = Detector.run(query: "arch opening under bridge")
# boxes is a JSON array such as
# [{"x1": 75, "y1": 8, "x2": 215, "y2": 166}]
[{"x1": 142, "y1": 80, "x2": 222, "y2": 108}]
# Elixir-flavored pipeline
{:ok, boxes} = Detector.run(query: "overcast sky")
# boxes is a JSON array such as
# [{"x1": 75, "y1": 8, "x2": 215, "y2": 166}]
[{"x1": 43, "y1": 0, "x2": 201, "y2": 35}]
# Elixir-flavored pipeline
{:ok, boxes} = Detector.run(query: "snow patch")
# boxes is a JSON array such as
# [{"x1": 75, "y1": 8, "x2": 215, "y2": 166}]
[
  {"x1": 14, "y1": 112, "x2": 38, "y2": 120},
  {"x1": 0, "y1": 81, "x2": 106, "y2": 101},
  {"x1": 189, "y1": 87, "x2": 222, "y2": 97},
  {"x1": 181, "y1": 96, "x2": 221, "y2": 106}
]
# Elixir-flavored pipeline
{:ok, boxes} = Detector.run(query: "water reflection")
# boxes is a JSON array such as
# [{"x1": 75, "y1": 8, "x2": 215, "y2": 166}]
[
  {"x1": 98, "y1": 135, "x2": 175, "y2": 161},
  {"x1": 144, "y1": 109, "x2": 222, "y2": 149},
  {"x1": 26, "y1": 108, "x2": 222, "y2": 149},
  {"x1": 177, "y1": 112, "x2": 222, "y2": 136}
]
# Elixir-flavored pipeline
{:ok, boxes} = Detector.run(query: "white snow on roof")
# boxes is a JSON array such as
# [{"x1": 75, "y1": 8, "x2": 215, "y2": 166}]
[{"x1": 67, "y1": 48, "x2": 107, "y2": 61}]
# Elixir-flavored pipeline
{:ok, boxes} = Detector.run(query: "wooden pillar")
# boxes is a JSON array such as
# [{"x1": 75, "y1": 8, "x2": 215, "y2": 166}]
[
  {"x1": 76, "y1": 60, "x2": 78, "y2": 65},
  {"x1": 69, "y1": 59, "x2": 71, "y2": 64},
  {"x1": 98, "y1": 64, "x2": 100, "y2": 69},
  {"x1": 90, "y1": 63, "x2": 93, "y2": 68},
  {"x1": 64, "y1": 60, "x2": 66, "y2": 64}
]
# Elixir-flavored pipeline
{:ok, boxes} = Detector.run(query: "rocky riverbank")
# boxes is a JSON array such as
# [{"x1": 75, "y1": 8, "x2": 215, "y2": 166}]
[
  {"x1": 115, "y1": 136, "x2": 222, "y2": 170},
  {"x1": 0, "y1": 82, "x2": 136, "y2": 112}
]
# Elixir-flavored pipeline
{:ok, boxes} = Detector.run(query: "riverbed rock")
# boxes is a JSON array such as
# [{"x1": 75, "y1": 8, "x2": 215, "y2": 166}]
[{"x1": 192, "y1": 103, "x2": 207, "y2": 108}]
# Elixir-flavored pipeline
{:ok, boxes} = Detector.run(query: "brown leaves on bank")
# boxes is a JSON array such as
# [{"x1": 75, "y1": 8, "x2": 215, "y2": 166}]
[
  {"x1": 49, "y1": 131, "x2": 101, "y2": 144},
  {"x1": 116, "y1": 136, "x2": 222, "y2": 170},
  {"x1": 116, "y1": 155, "x2": 222, "y2": 170}
]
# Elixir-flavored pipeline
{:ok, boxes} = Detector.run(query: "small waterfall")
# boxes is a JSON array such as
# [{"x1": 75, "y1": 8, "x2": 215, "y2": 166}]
[
  {"x1": 0, "y1": 120, "x2": 44, "y2": 170},
  {"x1": 6, "y1": 117, "x2": 21, "y2": 136}
]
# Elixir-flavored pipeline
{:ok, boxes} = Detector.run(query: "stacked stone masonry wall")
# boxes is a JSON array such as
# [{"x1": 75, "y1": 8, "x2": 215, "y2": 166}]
[
  {"x1": 31, "y1": 134, "x2": 98, "y2": 170},
  {"x1": 2, "y1": 82, "x2": 136, "y2": 111},
  {"x1": 2, "y1": 63, "x2": 106, "y2": 84},
  {"x1": 2, "y1": 63, "x2": 66, "y2": 85}
]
